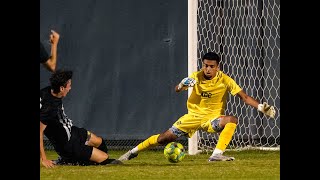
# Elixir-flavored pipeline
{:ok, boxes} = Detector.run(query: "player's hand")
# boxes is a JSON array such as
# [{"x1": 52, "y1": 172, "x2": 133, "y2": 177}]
[
  {"x1": 41, "y1": 159, "x2": 55, "y2": 168},
  {"x1": 50, "y1": 30, "x2": 60, "y2": 45},
  {"x1": 178, "y1": 77, "x2": 196, "y2": 90},
  {"x1": 258, "y1": 102, "x2": 276, "y2": 118},
  {"x1": 180, "y1": 77, "x2": 196, "y2": 87}
]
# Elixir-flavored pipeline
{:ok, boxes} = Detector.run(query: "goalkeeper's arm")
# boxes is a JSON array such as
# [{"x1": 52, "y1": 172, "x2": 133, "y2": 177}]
[
  {"x1": 236, "y1": 90, "x2": 276, "y2": 118},
  {"x1": 175, "y1": 77, "x2": 196, "y2": 92}
]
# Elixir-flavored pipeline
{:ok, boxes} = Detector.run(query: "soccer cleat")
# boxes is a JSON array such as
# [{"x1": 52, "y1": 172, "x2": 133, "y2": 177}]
[
  {"x1": 108, "y1": 159, "x2": 124, "y2": 165},
  {"x1": 118, "y1": 150, "x2": 138, "y2": 162},
  {"x1": 52, "y1": 156, "x2": 68, "y2": 165},
  {"x1": 208, "y1": 154, "x2": 235, "y2": 162},
  {"x1": 52, "y1": 156, "x2": 93, "y2": 166}
]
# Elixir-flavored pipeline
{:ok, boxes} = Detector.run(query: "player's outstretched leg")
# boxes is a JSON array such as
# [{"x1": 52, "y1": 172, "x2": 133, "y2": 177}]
[
  {"x1": 208, "y1": 122, "x2": 237, "y2": 162},
  {"x1": 118, "y1": 134, "x2": 160, "y2": 162}
]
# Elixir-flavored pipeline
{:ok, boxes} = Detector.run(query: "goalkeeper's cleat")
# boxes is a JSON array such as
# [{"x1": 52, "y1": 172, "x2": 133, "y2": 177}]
[
  {"x1": 118, "y1": 150, "x2": 138, "y2": 162},
  {"x1": 208, "y1": 154, "x2": 235, "y2": 162}
]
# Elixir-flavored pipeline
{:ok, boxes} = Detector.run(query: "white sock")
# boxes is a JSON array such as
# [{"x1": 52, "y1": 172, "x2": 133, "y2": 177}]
[
  {"x1": 130, "y1": 147, "x2": 138, "y2": 154},
  {"x1": 211, "y1": 148, "x2": 223, "y2": 156}
]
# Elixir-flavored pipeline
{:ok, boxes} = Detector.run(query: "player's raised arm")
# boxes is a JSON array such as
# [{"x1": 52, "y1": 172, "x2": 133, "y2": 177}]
[
  {"x1": 44, "y1": 30, "x2": 60, "y2": 72},
  {"x1": 175, "y1": 77, "x2": 196, "y2": 92},
  {"x1": 236, "y1": 90, "x2": 276, "y2": 118}
]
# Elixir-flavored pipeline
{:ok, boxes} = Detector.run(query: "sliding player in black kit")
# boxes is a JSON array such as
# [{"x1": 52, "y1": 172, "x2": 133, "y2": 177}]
[{"x1": 40, "y1": 70, "x2": 121, "y2": 168}]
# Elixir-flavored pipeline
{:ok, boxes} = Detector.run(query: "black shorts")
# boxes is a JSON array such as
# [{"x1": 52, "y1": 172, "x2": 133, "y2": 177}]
[{"x1": 58, "y1": 126, "x2": 93, "y2": 162}]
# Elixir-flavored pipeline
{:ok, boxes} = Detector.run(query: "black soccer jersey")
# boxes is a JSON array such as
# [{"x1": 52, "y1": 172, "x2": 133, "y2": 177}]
[
  {"x1": 40, "y1": 41, "x2": 49, "y2": 63},
  {"x1": 40, "y1": 86, "x2": 73, "y2": 150}
]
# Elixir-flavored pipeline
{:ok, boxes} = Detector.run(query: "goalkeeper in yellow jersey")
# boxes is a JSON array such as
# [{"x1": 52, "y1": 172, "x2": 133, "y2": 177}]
[{"x1": 118, "y1": 52, "x2": 276, "y2": 162}]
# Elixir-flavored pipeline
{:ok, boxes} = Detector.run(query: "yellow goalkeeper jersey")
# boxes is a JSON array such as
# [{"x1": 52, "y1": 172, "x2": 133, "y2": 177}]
[{"x1": 187, "y1": 70, "x2": 242, "y2": 116}]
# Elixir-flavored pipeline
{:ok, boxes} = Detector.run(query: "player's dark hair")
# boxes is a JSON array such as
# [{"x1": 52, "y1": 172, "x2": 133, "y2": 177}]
[
  {"x1": 202, "y1": 52, "x2": 220, "y2": 64},
  {"x1": 50, "y1": 69, "x2": 73, "y2": 93}
]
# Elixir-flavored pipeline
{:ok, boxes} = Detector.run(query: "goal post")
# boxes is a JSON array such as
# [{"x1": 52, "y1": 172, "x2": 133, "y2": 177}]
[
  {"x1": 187, "y1": 0, "x2": 201, "y2": 155},
  {"x1": 187, "y1": 0, "x2": 280, "y2": 155}
]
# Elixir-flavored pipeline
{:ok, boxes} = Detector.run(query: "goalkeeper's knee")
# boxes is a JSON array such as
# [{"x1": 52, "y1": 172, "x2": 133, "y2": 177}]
[
  {"x1": 229, "y1": 116, "x2": 238, "y2": 124},
  {"x1": 157, "y1": 132, "x2": 178, "y2": 145}
]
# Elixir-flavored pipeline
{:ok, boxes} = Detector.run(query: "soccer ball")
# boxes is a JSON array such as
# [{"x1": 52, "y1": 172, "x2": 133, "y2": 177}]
[{"x1": 163, "y1": 142, "x2": 186, "y2": 163}]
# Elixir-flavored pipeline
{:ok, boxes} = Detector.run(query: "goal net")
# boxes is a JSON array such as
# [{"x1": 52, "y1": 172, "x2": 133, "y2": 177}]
[{"x1": 188, "y1": 0, "x2": 280, "y2": 154}]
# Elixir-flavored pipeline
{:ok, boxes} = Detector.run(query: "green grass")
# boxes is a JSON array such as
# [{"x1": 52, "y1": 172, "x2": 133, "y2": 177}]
[{"x1": 40, "y1": 150, "x2": 280, "y2": 180}]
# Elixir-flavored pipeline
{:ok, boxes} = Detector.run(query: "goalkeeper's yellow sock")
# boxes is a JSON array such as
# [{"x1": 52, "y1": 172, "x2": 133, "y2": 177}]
[
  {"x1": 132, "y1": 134, "x2": 160, "y2": 154},
  {"x1": 213, "y1": 123, "x2": 237, "y2": 155}
]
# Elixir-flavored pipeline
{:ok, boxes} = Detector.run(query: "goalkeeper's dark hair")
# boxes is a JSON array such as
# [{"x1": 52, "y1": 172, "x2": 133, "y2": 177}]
[
  {"x1": 202, "y1": 52, "x2": 220, "y2": 64},
  {"x1": 50, "y1": 69, "x2": 73, "y2": 93}
]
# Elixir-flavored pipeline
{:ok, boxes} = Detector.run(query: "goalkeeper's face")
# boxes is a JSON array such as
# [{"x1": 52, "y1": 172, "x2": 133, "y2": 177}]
[{"x1": 202, "y1": 59, "x2": 219, "y2": 79}]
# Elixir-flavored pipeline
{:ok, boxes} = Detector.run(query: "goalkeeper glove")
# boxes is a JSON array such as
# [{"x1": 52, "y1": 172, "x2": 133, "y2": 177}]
[
  {"x1": 257, "y1": 102, "x2": 276, "y2": 118},
  {"x1": 178, "y1": 77, "x2": 196, "y2": 90}
]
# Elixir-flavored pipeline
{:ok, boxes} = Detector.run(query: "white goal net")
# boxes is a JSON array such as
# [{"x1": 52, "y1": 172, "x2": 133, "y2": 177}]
[{"x1": 188, "y1": 0, "x2": 280, "y2": 154}]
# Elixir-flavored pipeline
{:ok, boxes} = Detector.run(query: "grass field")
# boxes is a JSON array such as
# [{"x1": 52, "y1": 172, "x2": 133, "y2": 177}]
[{"x1": 40, "y1": 150, "x2": 280, "y2": 180}]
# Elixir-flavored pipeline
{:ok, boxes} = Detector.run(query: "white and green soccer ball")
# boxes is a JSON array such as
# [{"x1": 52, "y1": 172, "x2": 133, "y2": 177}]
[{"x1": 163, "y1": 142, "x2": 186, "y2": 163}]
